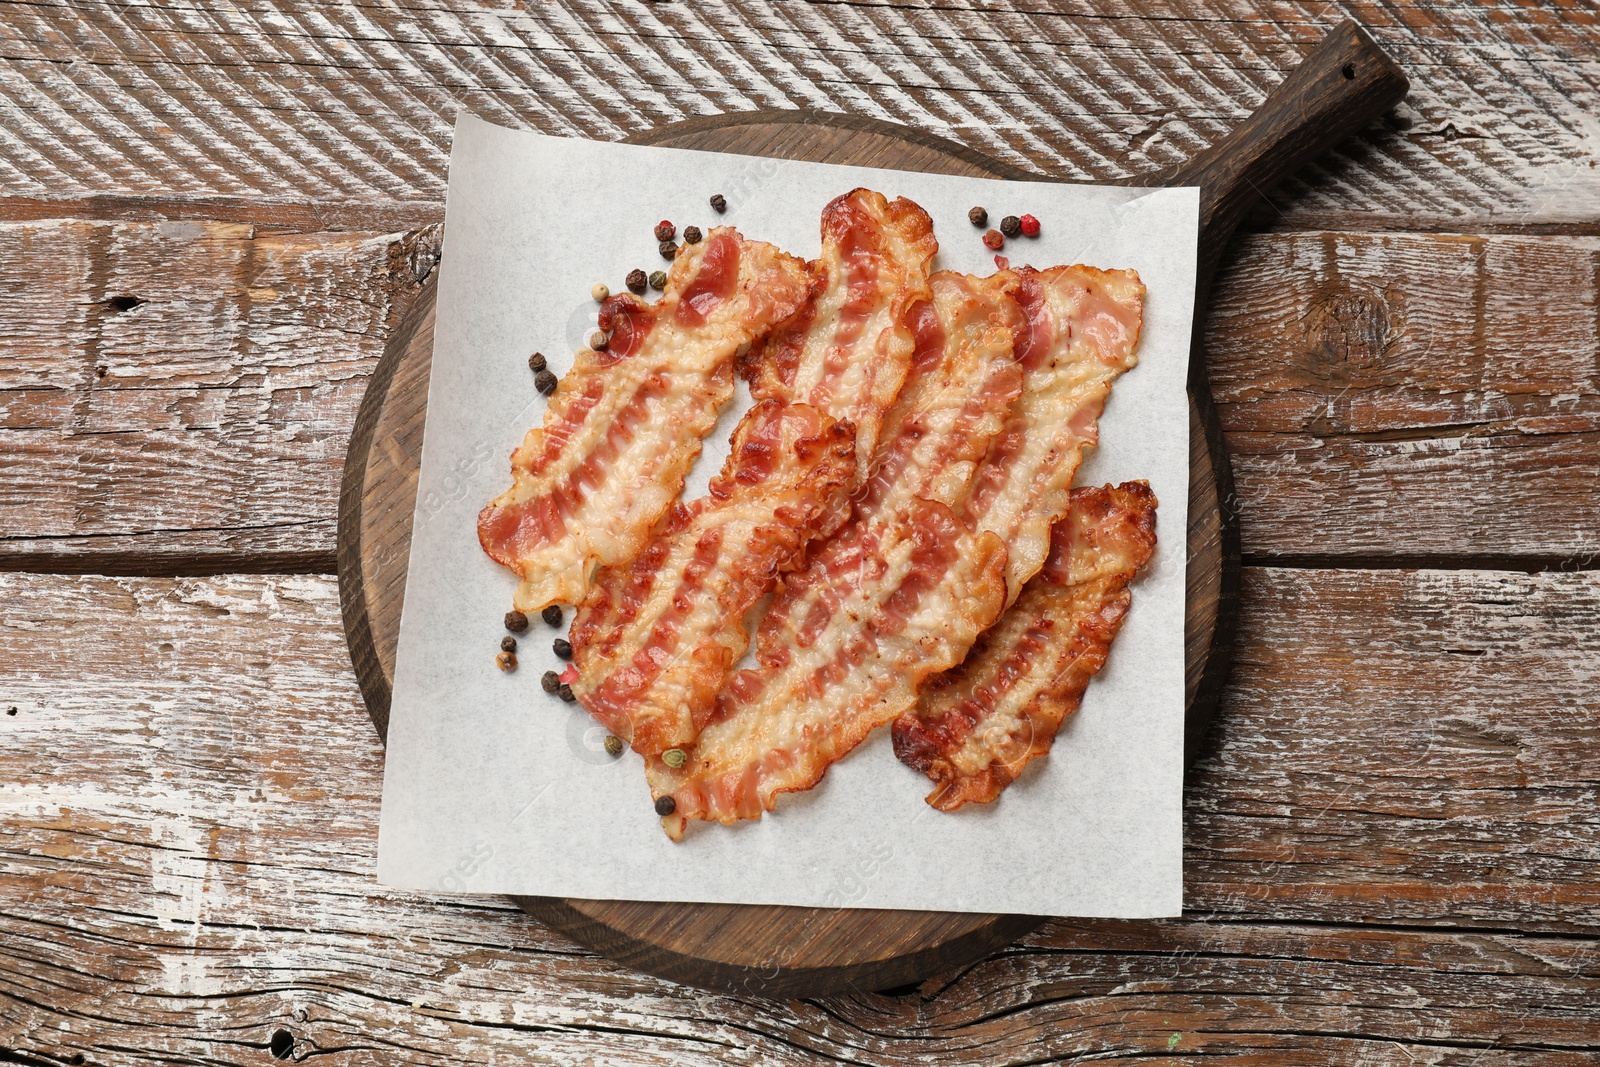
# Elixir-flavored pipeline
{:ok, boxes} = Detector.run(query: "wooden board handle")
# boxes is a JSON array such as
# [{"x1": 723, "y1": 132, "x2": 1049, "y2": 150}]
[{"x1": 1172, "y1": 19, "x2": 1409, "y2": 284}]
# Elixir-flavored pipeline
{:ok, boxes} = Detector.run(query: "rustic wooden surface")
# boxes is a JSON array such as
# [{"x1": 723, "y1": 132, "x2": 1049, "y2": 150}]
[{"x1": 2, "y1": 1, "x2": 1598, "y2": 1063}]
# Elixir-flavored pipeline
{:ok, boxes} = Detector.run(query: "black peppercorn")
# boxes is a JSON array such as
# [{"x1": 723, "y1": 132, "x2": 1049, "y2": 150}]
[
  {"x1": 541, "y1": 670, "x2": 560, "y2": 693},
  {"x1": 654, "y1": 795, "x2": 677, "y2": 816},
  {"x1": 710, "y1": 194, "x2": 727, "y2": 213},
  {"x1": 659, "y1": 240, "x2": 678, "y2": 260},
  {"x1": 682, "y1": 225, "x2": 702, "y2": 244},
  {"x1": 558, "y1": 683, "x2": 576, "y2": 703},
  {"x1": 527, "y1": 351, "x2": 546, "y2": 373},
  {"x1": 648, "y1": 270, "x2": 667, "y2": 291},
  {"x1": 999, "y1": 215, "x2": 1022, "y2": 238},
  {"x1": 968, "y1": 206, "x2": 988, "y2": 227},
  {"x1": 553, "y1": 637, "x2": 572, "y2": 660},
  {"x1": 625, "y1": 268, "x2": 647, "y2": 294},
  {"x1": 534, "y1": 369, "x2": 558, "y2": 395},
  {"x1": 542, "y1": 605, "x2": 563, "y2": 627},
  {"x1": 654, "y1": 220, "x2": 676, "y2": 242},
  {"x1": 500, "y1": 636, "x2": 517, "y2": 653},
  {"x1": 504, "y1": 610, "x2": 529, "y2": 633}
]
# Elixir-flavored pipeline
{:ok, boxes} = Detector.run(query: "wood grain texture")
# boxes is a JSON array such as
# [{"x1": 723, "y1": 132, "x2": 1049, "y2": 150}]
[
  {"x1": 2, "y1": 568, "x2": 1597, "y2": 1063},
  {"x1": 0, "y1": 2, "x2": 1596, "y2": 234},
  {"x1": 7, "y1": 225, "x2": 1596, "y2": 571}
]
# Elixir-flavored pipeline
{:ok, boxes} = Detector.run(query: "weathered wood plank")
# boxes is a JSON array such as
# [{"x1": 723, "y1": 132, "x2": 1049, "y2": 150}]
[
  {"x1": 0, "y1": 217, "x2": 439, "y2": 571},
  {"x1": 2, "y1": 223, "x2": 1593, "y2": 570},
  {"x1": 1, "y1": 567, "x2": 1597, "y2": 1063},
  {"x1": 0, "y1": 1, "x2": 1595, "y2": 232}
]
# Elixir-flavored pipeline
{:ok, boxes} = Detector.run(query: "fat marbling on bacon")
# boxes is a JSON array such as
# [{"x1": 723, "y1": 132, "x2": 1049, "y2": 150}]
[
  {"x1": 477, "y1": 228, "x2": 809, "y2": 610},
  {"x1": 742, "y1": 188, "x2": 939, "y2": 490},
  {"x1": 893, "y1": 481, "x2": 1158, "y2": 810},
  {"x1": 567, "y1": 189, "x2": 937, "y2": 757},
  {"x1": 644, "y1": 263, "x2": 1146, "y2": 838}
]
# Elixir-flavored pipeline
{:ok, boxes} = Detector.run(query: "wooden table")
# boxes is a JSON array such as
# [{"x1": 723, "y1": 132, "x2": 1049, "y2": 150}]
[{"x1": 2, "y1": 3, "x2": 1597, "y2": 1063}]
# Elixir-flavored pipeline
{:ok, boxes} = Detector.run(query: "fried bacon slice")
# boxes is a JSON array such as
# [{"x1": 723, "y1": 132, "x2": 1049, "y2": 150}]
[
  {"x1": 644, "y1": 270, "x2": 1035, "y2": 838},
  {"x1": 965, "y1": 264, "x2": 1146, "y2": 602},
  {"x1": 565, "y1": 192, "x2": 937, "y2": 753},
  {"x1": 568, "y1": 401, "x2": 854, "y2": 758},
  {"x1": 645, "y1": 263, "x2": 1145, "y2": 838},
  {"x1": 743, "y1": 188, "x2": 937, "y2": 490},
  {"x1": 477, "y1": 229, "x2": 809, "y2": 610},
  {"x1": 893, "y1": 481, "x2": 1158, "y2": 810}
]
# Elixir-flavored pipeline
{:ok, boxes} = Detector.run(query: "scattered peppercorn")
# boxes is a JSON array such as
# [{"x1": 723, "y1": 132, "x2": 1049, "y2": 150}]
[
  {"x1": 542, "y1": 605, "x2": 563, "y2": 627},
  {"x1": 1019, "y1": 213, "x2": 1040, "y2": 238},
  {"x1": 496, "y1": 650, "x2": 518, "y2": 672},
  {"x1": 655, "y1": 795, "x2": 677, "y2": 816},
  {"x1": 682, "y1": 225, "x2": 702, "y2": 244},
  {"x1": 659, "y1": 240, "x2": 678, "y2": 260},
  {"x1": 505, "y1": 610, "x2": 529, "y2": 633},
  {"x1": 527, "y1": 351, "x2": 546, "y2": 373},
  {"x1": 604, "y1": 734, "x2": 624, "y2": 757},
  {"x1": 654, "y1": 220, "x2": 676, "y2": 241},
  {"x1": 999, "y1": 215, "x2": 1022, "y2": 238},
  {"x1": 558, "y1": 683, "x2": 576, "y2": 703},
  {"x1": 534, "y1": 369, "x2": 558, "y2": 395},
  {"x1": 553, "y1": 637, "x2": 573, "y2": 660},
  {"x1": 710, "y1": 194, "x2": 727, "y2": 213},
  {"x1": 968, "y1": 206, "x2": 988, "y2": 227},
  {"x1": 541, "y1": 670, "x2": 560, "y2": 693},
  {"x1": 648, "y1": 270, "x2": 667, "y2": 291},
  {"x1": 591, "y1": 282, "x2": 610, "y2": 302},
  {"x1": 626, "y1": 268, "x2": 648, "y2": 294},
  {"x1": 589, "y1": 329, "x2": 609, "y2": 351},
  {"x1": 662, "y1": 747, "x2": 687, "y2": 768},
  {"x1": 501, "y1": 636, "x2": 518, "y2": 653},
  {"x1": 983, "y1": 229, "x2": 1005, "y2": 250}
]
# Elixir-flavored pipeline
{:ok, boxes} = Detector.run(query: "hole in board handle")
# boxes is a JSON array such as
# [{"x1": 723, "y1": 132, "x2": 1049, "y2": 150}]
[{"x1": 1342, "y1": 62, "x2": 1356, "y2": 79}]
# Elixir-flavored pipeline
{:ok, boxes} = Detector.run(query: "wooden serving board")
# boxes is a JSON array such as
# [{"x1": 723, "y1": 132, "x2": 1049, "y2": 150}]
[{"x1": 337, "y1": 21, "x2": 1406, "y2": 997}]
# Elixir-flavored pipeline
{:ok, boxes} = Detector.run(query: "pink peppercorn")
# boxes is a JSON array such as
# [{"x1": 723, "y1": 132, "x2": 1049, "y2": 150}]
[
  {"x1": 1019, "y1": 214, "x2": 1040, "y2": 237},
  {"x1": 982, "y1": 229, "x2": 1004, "y2": 250}
]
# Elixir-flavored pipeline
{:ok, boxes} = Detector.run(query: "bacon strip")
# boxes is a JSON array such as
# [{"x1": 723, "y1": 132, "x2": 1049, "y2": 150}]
[
  {"x1": 569, "y1": 401, "x2": 854, "y2": 757},
  {"x1": 743, "y1": 188, "x2": 938, "y2": 490},
  {"x1": 567, "y1": 191, "x2": 937, "y2": 754},
  {"x1": 893, "y1": 482, "x2": 1158, "y2": 810},
  {"x1": 966, "y1": 264, "x2": 1146, "y2": 602},
  {"x1": 477, "y1": 229, "x2": 809, "y2": 610},
  {"x1": 644, "y1": 263, "x2": 1145, "y2": 838}
]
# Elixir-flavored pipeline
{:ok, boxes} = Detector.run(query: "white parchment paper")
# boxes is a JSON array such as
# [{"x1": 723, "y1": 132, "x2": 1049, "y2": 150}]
[{"x1": 376, "y1": 113, "x2": 1197, "y2": 917}]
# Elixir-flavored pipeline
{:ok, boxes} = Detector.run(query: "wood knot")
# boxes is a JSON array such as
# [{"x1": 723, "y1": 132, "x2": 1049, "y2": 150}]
[{"x1": 1301, "y1": 283, "x2": 1402, "y2": 380}]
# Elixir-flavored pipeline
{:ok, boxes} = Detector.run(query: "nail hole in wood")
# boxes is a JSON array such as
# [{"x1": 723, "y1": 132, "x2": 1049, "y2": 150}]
[
  {"x1": 6, "y1": 707, "x2": 16, "y2": 716},
  {"x1": 103, "y1": 295, "x2": 145, "y2": 313},
  {"x1": 269, "y1": 1029, "x2": 294, "y2": 1060},
  {"x1": 71, "y1": 1056, "x2": 85, "y2": 1066},
  {"x1": 1341, "y1": 62, "x2": 1355, "y2": 79}
]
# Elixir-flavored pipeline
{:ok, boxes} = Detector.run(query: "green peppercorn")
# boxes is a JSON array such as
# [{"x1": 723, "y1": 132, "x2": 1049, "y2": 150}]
[
  {"x1": 626, "y1": 268, "x2": 647, "y2": 294},
  {"x1": 500, "y1": 636, "x2": 517, "y2": 653},
  {"x1": 604, "y1": 735, "x2": 624, "y2": 757},
  {"x1": 541, "y1": 670, "x2": 560, "y2": 694},
  {"x1": 558, "y1": 683, "x2": 576, "y2": 703},
  {"x1": 648, "y1": 270, "x2": 667, "y2": 291},
  {"x1": 504, "y1": 610, "x2": 529, "y2": 633},
  {"x1": 654, "y1": 795, "x2": 677, "y2": 816},
  {"x1": 662, "y1": 747, "x2": 687, "y2": 768},
  {"x1": 542, "y1": 605, "x2": 563, "y2": 627},
  {"x1": 553, "y1": 637, "x2": 573, "y2": 660}
]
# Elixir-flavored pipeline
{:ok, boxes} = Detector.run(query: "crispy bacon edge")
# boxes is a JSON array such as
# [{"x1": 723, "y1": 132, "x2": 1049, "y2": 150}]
[
  {"x1": 569, "y1": 400, "x2": 856, "y2": 757},
  {"x1": 892, "y1": 481, "x2": 1158, "y2": 810},
  {"x1": 476, "y1": 229, "x2": 810, "y2": 611}
]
